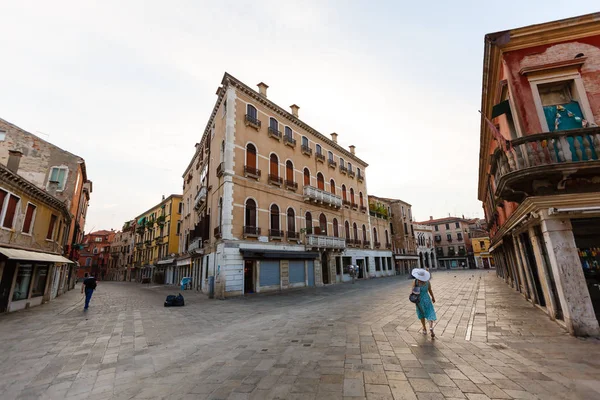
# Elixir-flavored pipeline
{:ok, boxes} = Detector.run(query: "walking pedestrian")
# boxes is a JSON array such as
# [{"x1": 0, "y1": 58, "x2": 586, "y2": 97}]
[
  {"x1": 81, "y1": 273, "x2": 97, "y2": 310},
  {"x1": 411, "y1": 268, "x2": 437, "y2": 338}
]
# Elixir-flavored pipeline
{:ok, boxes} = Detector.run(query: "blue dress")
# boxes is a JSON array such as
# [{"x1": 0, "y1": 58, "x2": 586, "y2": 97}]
[{"x1": 415, "y1": 281, "x2": 437, "y2": 321}]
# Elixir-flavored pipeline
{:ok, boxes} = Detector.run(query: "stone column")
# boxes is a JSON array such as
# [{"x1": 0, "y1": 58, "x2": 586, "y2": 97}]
[
  {"x1": 528, "y1": 226, "x2": 558, "y2": 320},
  {"x1": 511, "y1": 234, "x2": 532, "y2": 299},
  {"x1": 540, "y1": 215, "x2": 599, "y2": 336}
]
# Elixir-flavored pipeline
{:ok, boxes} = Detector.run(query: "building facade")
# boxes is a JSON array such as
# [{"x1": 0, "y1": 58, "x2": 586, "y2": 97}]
[
  {"x1": 132, "y1": 195, "x2": 182, "y2": 283},
  {"x1": 478, "y1": 13, "x2": 600, "y2": 336},
  {"x1": 0, "y1": 118, "x2": 92, "y2": 264},
  {"x1": 414, "y1": 224, "x2": 437, "y2": 270},
  {"x1": 472, "y1": 235, "x2": 493, "y2": 269},
  {"x1": 181, "y1": 73, "x2": 396, "y2": 296},
  {"x1": 107, "y1": 227, "x2": 134, "y2": 281},
  {"x1": 419, "y1": 216, "x2": 473, "y2": 269},
  {"x1": 0, "y1": 161, "x2": 73, "y2": 313},
  {"x1": 78, "y1": 230, "x2": 115, "y2": 279}
]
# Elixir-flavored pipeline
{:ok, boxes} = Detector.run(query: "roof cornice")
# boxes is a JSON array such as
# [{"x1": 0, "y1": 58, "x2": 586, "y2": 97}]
[
  {"x1": 134, "y1": 194, "x2": 183, "y2": 221},
  {"x1": 222, "y1": 73, "x2": 369, "y2": 168}
]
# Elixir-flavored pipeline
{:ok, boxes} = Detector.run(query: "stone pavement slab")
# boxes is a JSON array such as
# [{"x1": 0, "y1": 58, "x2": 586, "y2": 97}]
[{"x1": 0, "y1": 271, "x2": 599, "y2": 399}]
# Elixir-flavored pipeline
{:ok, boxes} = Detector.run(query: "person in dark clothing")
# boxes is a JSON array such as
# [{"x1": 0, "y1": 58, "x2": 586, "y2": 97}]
[{"x1": 81, "y1": 273, "x2": 97, "y2": 310}]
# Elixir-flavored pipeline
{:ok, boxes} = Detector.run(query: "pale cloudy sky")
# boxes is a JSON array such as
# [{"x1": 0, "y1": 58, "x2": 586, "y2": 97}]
[{"x1": 0, "y1": 1, "x2": 597, "y2": 231}]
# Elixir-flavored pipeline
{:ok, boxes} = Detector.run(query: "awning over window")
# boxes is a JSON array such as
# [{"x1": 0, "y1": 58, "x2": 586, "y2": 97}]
[
  {"x1": 156, "y1": 258, "x2": 175, "y2": 265},
  {"x1": 491, "y1": 100, "x2": 511, "y2": 118},
  {"x1": 240, "y1": 249, "x2": 319, "y2": 260},
  {"x1": 0, "y1": 247, "x2": 74, "y2": 263},
  {"x1": 137, "y1": 217, "x2": 146, "y2": 225}
]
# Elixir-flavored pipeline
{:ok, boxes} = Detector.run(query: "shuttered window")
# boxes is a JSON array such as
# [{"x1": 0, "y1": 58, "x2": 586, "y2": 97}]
[
  {"x1": 22, "y1": 203, "x2": 36, "y2": 234},
  {"x1": 2, "y1": 194, "x2": 19, "y2": 229},
  {"x1": 47, "y1": 215, "x2": 57, "y2": 240}
]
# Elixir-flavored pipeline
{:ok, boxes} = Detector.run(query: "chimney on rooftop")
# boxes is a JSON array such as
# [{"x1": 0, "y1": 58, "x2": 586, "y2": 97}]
[
  {"x1": 349, "y1": 145, "x2": 355, "y2": 155},
  {"x1": 290, "y1": 104, "x2": 299, "y2": 117},
  {"x1": 429, "y1": 216, "x2": 433, "y2": 221},
  {"x1": 7, "y1": 150, "x2": 22, "y2": 174},
  {"x1": 257, "y1": 82, "x2": 268, "y2": 97},
  {"x1": 330, "y1": 133, "x2": 338, "y2": 143}
]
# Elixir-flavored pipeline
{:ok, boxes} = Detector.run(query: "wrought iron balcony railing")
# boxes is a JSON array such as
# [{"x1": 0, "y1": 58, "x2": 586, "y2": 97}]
[
  {"x1": 328, "y1": 159, "x2": 337, "y2": 168},
  {"x1": 268, "y1": 127, "x2": 282, "y2": 140},
  {"x1": 268, "y1": 174, "x2": 283, "y2": 186},
  {"x1": 285, "y1": 180, "x2": 298, "y2": 191},
  {"x1": 243, "y1": 226, "x2": 261, "y2": 237},
  {"x1": 340, "y1": 165, "x2": 347, "y2": 174},
  {"x1": 284, "y1": 135, "x2": 296, "y2": 147},
  {"x1": 301, "y1": 145, "x2": 312, "y2": 156},
  {"x1": 315, "y1": 153, "x2": 325, "y2": 162},
  {"x1": 245, "y1": 114, "x2": 261, "y2": 130},
  {"x1": 216, "y1": 162, "x2": 224, "y2": 177},
  {"x1": 244, "y1": 165, "x2": 261, "y2": 179},
  {"x1": 287, "y1": 230, "x2": 299, "y2": 240},
  {"x1": 269, "y1": 229, "x2": 284, "y2": 239}
]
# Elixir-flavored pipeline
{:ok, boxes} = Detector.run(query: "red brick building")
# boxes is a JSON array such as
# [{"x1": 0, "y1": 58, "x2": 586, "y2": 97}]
[{"x1": 78, "y1": 230, "x2": 115, "y2": 279}]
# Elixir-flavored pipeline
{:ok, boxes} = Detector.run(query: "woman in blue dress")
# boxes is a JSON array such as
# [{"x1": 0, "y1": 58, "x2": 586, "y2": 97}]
[{"x1": 412, "y1": 268, "x2": 437, "y2": 338}]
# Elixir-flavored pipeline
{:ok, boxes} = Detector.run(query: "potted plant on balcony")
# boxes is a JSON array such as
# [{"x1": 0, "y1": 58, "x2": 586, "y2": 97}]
[{"x1": 156, "y1": 215, "x2": 166, "y2": 227}]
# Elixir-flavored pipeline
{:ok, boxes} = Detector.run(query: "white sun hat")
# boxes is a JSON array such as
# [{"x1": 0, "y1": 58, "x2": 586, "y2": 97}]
[{"x1": 411, "y1": 268, "x2": 431, "y2": 282}]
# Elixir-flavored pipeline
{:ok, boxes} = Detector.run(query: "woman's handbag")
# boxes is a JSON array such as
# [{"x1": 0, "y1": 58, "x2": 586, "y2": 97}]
[{"x1": 409, "y1": 283, "x2": 421, "y2": 303}]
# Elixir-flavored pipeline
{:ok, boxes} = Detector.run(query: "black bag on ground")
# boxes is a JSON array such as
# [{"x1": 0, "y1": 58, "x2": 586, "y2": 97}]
[{"x1": 164, "y1": 293, "x2": 185, "y2": 307}]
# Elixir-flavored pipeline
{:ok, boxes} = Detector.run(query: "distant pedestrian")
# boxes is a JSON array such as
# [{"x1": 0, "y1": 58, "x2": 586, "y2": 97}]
[
  {"x1": 411, "y1": 268, "x2": 437, "y2": 338},
  {"x1": 81, "y1": 273, "x2": 97, "y2": 310}
]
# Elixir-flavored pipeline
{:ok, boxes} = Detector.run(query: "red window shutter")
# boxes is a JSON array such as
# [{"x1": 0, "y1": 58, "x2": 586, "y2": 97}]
[
  {"x1": 47, "y1": 215, "x2": 57, "y2": 239},
  {"x1": 23, "y1": 204, "x2": 36, "y2": 233},
  {"x1": 2, "y1": 195, "x2": 19, "y2": 229}
]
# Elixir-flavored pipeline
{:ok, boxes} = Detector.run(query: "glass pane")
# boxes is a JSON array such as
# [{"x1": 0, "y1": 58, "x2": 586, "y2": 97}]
[
  {"x1": 58, "y1": 169, "x2": 66, "y2": 189},
  {"x1": 31, "y1": 265, "x2": 49, "y2": 297},
  {"x1": 12, "y1": 264, "x2": 33, "y2": 301},
  {"x1": 50, "y1": 168, "x2": 59, "y2": 182}
]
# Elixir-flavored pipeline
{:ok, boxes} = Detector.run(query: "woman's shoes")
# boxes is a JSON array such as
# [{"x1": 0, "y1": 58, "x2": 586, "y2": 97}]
[
  {"x1": 430, "y1": 328, "x2": 435, "y2": 339},
  {"x1": 422, "y1": 328, "x2": 427, "y2": 335}
]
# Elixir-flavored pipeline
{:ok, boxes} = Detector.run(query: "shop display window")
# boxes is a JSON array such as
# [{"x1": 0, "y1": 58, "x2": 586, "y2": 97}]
[
  {"x1": 12, "y1": 264, "x2": 33, "y2": 301},
  {"x1": 31, "y1": 265, "x2": 49, "y2": 298}
]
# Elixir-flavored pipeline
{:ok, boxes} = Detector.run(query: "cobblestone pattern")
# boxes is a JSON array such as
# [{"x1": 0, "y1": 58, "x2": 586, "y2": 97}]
[{"x1": 0, "y1": 271, "x2": 599, "y2": 399}]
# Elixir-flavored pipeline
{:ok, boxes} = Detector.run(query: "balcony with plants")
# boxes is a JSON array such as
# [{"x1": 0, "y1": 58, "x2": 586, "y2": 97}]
[{"x1": 369, "y1": 203, "x2": 388, "y2": 219}]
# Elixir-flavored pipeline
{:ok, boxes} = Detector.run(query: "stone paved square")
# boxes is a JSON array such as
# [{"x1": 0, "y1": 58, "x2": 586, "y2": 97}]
[{"x1": 0, "y1": 271, "x2": 599, "y2": 399}]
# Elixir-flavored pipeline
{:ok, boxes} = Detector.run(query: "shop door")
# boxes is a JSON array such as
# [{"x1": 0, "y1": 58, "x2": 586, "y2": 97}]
[
  {"x1": 244, "y1": 260, "x2": 254, "y2": 294},
  {"x1": 572, "y1": 218, "x2": 600, "y2": 322},
  {"x1": 0, "y1": 262, "x2": 16, "y2": 312},
  {"x1": 307, "y1": 261, "x2": 315, "y2": 287},
  {"x1": 321, "y1": 253, "x2": 329, "y2": 284},
  {"x1": 259, "y1": 261, "x2": 280, "y2": 287},
  {"x1": 289, "y1": 261, "x2": 305, "y2": 285},
  {"x1": 357, "y1": 259, "x2": 365, "y2": 279}
]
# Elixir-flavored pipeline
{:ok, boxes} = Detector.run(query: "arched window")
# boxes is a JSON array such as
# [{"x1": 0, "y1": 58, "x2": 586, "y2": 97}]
[
  {"x1": 302, "y1": 136, "x2": 309, "y2": 147},
  {"x1": 342, "y1": 185, "x2": 347, "y2": 201},
  {"x1": 269, "y1": 117, "x2": 278, "y2": 131},
  {"x1": 362, "y1": 224, "x2": 367, "y2": 242},
  {"x1": 353, "y1": 223, "x2": 358, "y2": 241},
  {"x1": 348, "y1": 162, "x2": 353, "y2": 172},
  {"x1": 340, "y1": 158, "x2": 345, "y2": 168},
  {"x1": 284, "y1": 126, "x2": 292, "y2": 139},
  {"x1": 333, "y1": 218, "x2": 339, "y2": 237},
  {"x1": 247, "y1": 104, "x2": 257, "y2": 119},
  {"x1": 330, "y1": 179, "x2": 336, "y2": 195},
  {"x1": 373, "y1": 227, "x2": 378, "y2": 243},
  {"x1": 286, "y1": 160, "x2": 294, "y2": 182},
  {"x1": 270, "y1": 204, "x2": 280, "y2": 231},
  {"x1": 270, "y1": 154, "x2": 279, "y2": 177},
  {"x1": 246, "y1": 143, "x2": 257, "y2": 168},
  {"x1": 328, "y1": 151, "x2": 333, "y2": 162},
  {"x1": 86, "y1": 257, "x2": 92, "y2": 267},
  {"x1": 385, "y1": 230, "x2": 390, "y2": 245},
  {"x1": 350, "y1": 188, "x2": 355, "y2": 204},
  {"x1": 319, "y1": 213, "x2": 327, "y2": 235},
  {"x1": 359, "y1": 192, "x2": 364, "y2": 207},
  {"x1": 317, "y1": 172, "x2": 325, "y2": 190},
  {"x1": 287, "y1": 208, "x2": 295, "y2": 233},
  {"x1": 245, "y1": 199, "x2": 256, "y2": 227},
  {"x1": 305, "y1": 212, "x2": 313, "y2": 234},
  {"x1": 357, "y1": 167, "x2": 361, "y2": 177},
  {"x1": 303, "y1": 168, "x2": 310, "y2": 186},
  {"x1": 316, "y1": 144, "x2": 322, "y2": 155}
]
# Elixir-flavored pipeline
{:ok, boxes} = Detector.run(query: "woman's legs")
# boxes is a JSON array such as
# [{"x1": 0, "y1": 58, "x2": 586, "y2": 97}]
[
  {"x1": 429, "y1": 320, "x2": 435, "y2": 338},
  {"x1": 420, "y1": 318, "x2": 427, "y2": 332}
]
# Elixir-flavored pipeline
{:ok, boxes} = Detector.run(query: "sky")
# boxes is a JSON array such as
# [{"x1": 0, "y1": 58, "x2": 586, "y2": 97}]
[{"x1": 1, "y1": 1, "x2": 598, "y2": 232}]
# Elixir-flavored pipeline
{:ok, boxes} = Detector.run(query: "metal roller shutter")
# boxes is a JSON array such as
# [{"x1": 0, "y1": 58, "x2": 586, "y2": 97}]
[
  {"x1": 289, "y1": 260, "x2": 305, "y2": 284},
  {"x1": 307, "y1": 260, "x2": 315, "y2": 287},
  {"x1": 259, "y1": 260, "x2": 280, "y2": 287}
]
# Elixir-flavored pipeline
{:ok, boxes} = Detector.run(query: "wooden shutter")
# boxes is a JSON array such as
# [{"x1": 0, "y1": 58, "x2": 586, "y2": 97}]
[
  {"x1": 23, "y1": 203, "x2": 36, "y2": 234},
  {"x1": 2, "y1": 195, "x2": 19, "y2": 229}
]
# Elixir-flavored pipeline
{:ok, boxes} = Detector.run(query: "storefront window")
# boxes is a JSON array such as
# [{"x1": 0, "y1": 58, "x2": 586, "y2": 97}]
[
  {"x1": 31, "y1": 265, "x2": 49, "y2": 298},
  {"x1": 12, "y1": 264, "x2": 33, "y2": 301},
  {"x1": 572, "y1": 218, "x2": 600, "y2": 322}
]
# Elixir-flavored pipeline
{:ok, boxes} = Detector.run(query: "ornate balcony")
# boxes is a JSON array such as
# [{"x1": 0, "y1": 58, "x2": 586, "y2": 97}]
[
  {"x1": 363, "y1": 240, "x2": 370, "y2": 248},
  {"x1": 301, "y1": 145, "x2": 312, "y2": 157},
  {"x1": 269, "y1": 229, "x2": 284, "y2": 239},
  {"x1": 351, "y1": 202, "x2": 358, "y2": 210},
  {"x1": 357, "y1": 173, "x2": 364, "y2": 183},
  {"x1": 243, "y1": 226, "x2": 261, "y2": 238},
  {"x1": 374, "y1": 241, "x2": 381, "y2": 248},
  {"x1": 284, "y1": 135, "x2": 296, "y2": 147},
  {"x1": 303, "y1": 185, "x2": 342, "y2": 209},
  {"x1": 287, "y1": 231, "x2": 299, "y2": 240},
  {"x1": 491, "y1": 128, "x2": 600, "y2": 202},
  {"x1": 214, "y1": 226, "x2": 222, "y2": 239},
  {"x1": 343, "y1": 199, "x2": 351, "y2": 207},
  {"x1": 285, "y1": 180, "x2": 298, "y2": 191},
  {"x1": 315, "y1": 153, "x2": 325, "y2": 163},
  {"x1": 245, "y1": 114, "x2": 261, "y2": 130},
  {"x1": 348, "y1": 169, "x2": 356, "y2": 178},
  {"x1": 328, "y1": 159, "x2": 337, "y2": 168},
  {"x1": 216, "y1": 162, "x2": 224, "y2": 177},
  {"x1": 268, "y1": 127, "x2": 282, "y2": 141},
  {"x1": 155, "y1": 236, "x2": 164, "y2": 244},
  {"x1": 340, "y1": 165, "x2": 348, "y2": 174},
  {"x1": 268, "y1": 174, "x2": 283, "y2": 186},
  {"x1": 306, "y1": 234, "x2": 346, "y2": 250},
  {"x1": 194, "y1": 186, "x2": 207, "y2": 209},
  {"x1": 188, "y1": 237, "x2": 202, "y2": 253},
  {"x1": 244, "y1": 165, "x2": 261, "y2": 180}
]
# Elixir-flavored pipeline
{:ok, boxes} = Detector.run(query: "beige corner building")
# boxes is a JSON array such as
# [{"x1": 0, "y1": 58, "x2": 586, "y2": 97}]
[{"x1": 179, "y1": 73, "x2": 396, "y2": 296}]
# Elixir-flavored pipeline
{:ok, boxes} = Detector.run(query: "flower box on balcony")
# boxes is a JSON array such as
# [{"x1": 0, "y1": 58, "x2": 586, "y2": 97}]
[
  {"x1": 268, "y1": 174, "x2": 283, "y2": 186},
  {"x1": 244, "y1": 165, "x2": 261, "y2": 180},
  {"x1": 269, "y1": 229, "x2": 284, "y2": 240},
  {"x1": 216, "y1": 162, "x2": 224, "y2": 177},
  {"x1": 285, "y1": 180, "x2": 298, "y2": 191},
  {"x1": 245, "y1": 114, "x2": 261, "y2": 130},
  {"x1": 315, "y1": 153, "x2": 325, "y2": 163},
  {"x1": 301, "y1": 145, "x2": 312, "y2": 157},
  {"x1": 243, "y1": 226, "x2": 260, "y2": 238},
  {"x1": 268, "y1": 127, "x2": 282, "y2": 141},
  {"x1": 328, "y1": 159, "x2": 337, "y2": 169},
  {"x1": 339, "y1": 165, "x2": 347, "y2": 174},
  {"x1": 284, "y1": 135, "x2": 296, "y2": 148}
]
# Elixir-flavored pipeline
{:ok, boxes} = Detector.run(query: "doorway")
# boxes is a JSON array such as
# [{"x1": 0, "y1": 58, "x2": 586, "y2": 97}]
[
  {"x1": 357, "y1": 259, "x2": 365, "y2": 279},
  {"x1": 572, "y1": 218, "x2": 600, "y2": 323},
  {"x1": 321, "y1": 252, "x2": 329, "y2": 284},
  {"x1": 244, "y1": 260, "x2": 254, "y2": 294},
  {"x1": 0, "y1": 262, "x2": 16, "y2": 312},
  {"x1": 519, "y1": 233, "x2": 546, "y2": 307}
]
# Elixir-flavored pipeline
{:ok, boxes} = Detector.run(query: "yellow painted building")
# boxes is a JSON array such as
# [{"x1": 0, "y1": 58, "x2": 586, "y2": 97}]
[
  {"x1": 133, "y1": 195, "x2": 182, "y2": 283},
  {"x1": 472, "y1": 236, "x2": 494, "y2": 269}
]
